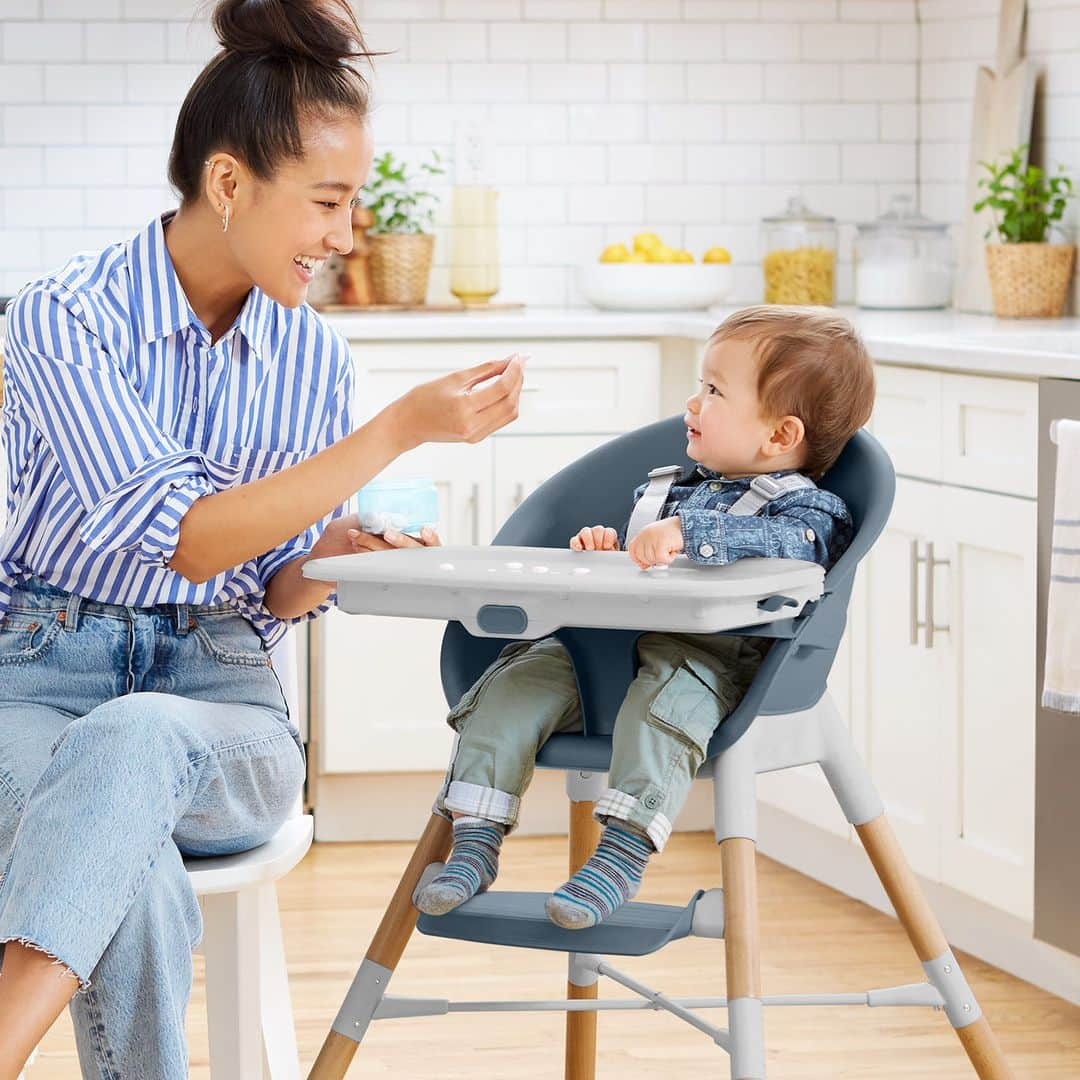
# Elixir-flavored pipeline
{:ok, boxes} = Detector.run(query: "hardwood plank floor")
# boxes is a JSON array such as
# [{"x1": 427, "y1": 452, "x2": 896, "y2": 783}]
[{"x1": 26, "y1": 832, "x2": 1080, "y2": 1077}]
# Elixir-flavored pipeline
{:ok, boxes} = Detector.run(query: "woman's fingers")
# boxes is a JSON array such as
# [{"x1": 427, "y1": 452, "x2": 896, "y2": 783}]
[
  {"x1": 383, "y1": 528, "x2": 424, "y2": 548},
  {"x1": 348, "y1": 528, "x2": 391, "y2": 552},
  {"x1": 419, "y1": 527, "x2": 442, "y2": 547}
]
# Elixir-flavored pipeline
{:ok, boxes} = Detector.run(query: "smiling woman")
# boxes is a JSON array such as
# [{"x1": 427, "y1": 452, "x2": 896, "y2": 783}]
[{"x1": 0, "y1": 1, "x2": 525, "y2": 1077}]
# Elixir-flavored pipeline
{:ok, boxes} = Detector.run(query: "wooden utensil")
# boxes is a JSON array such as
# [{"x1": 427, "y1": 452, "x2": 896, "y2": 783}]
[
  {"x1": 339, "y1": 206, "x2": 376, "y2": 306},
  {"x1": 954, "y1": 0, "x2": 1037, "y2": 313}
]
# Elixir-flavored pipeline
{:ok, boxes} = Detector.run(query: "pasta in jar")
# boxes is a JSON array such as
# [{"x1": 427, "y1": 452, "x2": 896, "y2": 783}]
[{"x1": 762, "y1": 246, "x2": 835, "y2": 305}]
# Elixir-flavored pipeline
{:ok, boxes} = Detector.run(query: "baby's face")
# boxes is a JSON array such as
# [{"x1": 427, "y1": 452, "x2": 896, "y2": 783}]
[{"x1": 684, "y1": 336, "x2": 777, "y2": 476}]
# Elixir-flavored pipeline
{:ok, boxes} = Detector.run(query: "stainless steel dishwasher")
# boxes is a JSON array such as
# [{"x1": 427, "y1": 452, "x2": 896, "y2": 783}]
[{"x1": 1036, "y1": 377, "x2": 1080, "y2": 955}]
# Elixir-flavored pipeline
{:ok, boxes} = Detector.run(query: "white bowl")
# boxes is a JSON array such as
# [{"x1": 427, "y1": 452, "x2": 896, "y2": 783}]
[{"x1": 580, "y1": 262, "x2": 735, "y2": 311}]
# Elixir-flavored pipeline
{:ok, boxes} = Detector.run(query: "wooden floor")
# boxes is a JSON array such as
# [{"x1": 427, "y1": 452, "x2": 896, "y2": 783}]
[{"x1": 28, "y1": 831, "x2": 1080, "y2": 1078}]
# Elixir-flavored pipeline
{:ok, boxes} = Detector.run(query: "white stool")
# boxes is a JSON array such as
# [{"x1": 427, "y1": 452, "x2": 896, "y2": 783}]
[{"x1": 20, "y1": 630, "x2": 312, "y2": 1080}]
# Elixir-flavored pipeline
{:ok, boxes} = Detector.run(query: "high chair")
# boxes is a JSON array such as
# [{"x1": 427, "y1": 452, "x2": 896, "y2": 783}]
[{"x1": 305, "y1": 418, "x2": 1013, "y2": 1080}]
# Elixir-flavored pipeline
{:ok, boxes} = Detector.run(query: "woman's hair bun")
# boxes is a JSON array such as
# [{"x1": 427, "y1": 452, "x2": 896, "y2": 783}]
[{"x1": 211, "y1": 0, "x2": 368, "y2": 67}]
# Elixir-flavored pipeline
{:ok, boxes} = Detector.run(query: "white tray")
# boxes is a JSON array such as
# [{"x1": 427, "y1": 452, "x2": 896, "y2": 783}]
[{"x1": 303, "y1": 545, "x2": 824, "y2": 640}]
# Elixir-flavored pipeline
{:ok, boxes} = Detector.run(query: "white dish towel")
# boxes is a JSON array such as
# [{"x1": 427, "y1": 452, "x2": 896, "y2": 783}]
[{"x1": 1043, "y1": 418, "x2": 1080, "y2": 713}]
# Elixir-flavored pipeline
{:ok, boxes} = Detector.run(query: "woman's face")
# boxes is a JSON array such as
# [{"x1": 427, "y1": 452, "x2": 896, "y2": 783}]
[{"x1": 228, "y1": 117, "x2": 374, "y2": 308}]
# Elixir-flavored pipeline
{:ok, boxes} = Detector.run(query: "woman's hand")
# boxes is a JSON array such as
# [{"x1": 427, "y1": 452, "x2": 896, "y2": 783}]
[
  {"x1": 392, "y1": 353, "x2": 526, "y2": 450},
  {"x1": 346, "y1": 524, "x2": 443, "y2": 552},
  {"x1": 570, "y1": 525, "x2": 620, "y2": 552},
  {"x1": 626, "y1": 517, "x2": 684, "y2": 569}
]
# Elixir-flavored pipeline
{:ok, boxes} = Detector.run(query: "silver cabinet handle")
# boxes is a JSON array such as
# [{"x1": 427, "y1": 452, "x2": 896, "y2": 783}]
[
  {"x1": 909, "y1": 538, "x2": 921, "y2": 646},
  {"x1": 923, "y1": 540, "x2": 951, "y2": 649},
  {"x1": 469, "y1": 482, "x2": 480, "y2": 545}
]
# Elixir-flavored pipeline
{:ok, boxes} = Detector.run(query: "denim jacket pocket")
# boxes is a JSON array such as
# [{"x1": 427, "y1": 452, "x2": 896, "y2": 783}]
[
  {"x1": 0, "y1": 609, "x2": 65, "y2": 666},
  {"x1": 646, "y1": 657, "x2": 735, "y2": 760},
  {"x1": 446, "y1": 640, "x2": 533, "y2": 729},
  {"x1": 193, "y1": 614, "x2": 270, "y2": 669}
]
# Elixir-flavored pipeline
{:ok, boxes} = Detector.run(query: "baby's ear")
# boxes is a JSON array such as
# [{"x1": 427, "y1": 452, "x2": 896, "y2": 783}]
[{"x1": 767, "y1": 414, "x2": 805, "y2": 456}]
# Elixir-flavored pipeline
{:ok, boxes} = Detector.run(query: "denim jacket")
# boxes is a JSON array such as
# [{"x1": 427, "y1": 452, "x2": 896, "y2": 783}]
[{"x1": 620, "y1": 465, "x2": 853, "y2": 571}]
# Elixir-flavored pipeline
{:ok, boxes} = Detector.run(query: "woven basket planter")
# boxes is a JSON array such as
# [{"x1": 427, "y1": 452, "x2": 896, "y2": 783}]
[
  {"x1": 367, "y1": 233, "x2": 435, "y2": 306},
  {"x1": 985, "y1": 242, "x2": 1076, "y2": 318}
]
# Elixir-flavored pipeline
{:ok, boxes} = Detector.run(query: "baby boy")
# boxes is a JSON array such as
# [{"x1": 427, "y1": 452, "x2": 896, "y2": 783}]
[{"x1": 416, "y1": 305, "x2": 876, "y2": 929}]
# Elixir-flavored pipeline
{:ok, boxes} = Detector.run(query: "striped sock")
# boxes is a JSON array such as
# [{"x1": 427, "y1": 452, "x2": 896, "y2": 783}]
[
  {"x1": 545, "y1": 824, "x2": 654, "y2": 929},
  {"x1": 414, "y1": 816, "x2": 505, "y2": 916}
]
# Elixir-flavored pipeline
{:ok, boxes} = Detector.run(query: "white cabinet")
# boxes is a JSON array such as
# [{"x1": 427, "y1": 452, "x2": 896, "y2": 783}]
[{"x1": 314, "y1": 339, "x2": 661, "y2": 778}]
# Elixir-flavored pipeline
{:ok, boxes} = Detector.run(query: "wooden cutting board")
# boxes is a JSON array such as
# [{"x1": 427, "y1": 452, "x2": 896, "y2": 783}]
[{"x1": 954, "y1": 0, "x2": 1037, "y2": 313}]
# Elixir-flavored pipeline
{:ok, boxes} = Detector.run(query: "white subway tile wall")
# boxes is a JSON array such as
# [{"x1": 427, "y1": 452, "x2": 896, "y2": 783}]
[{"x1": 4, "y1": 1, "x2": 1071, "y2": 307}]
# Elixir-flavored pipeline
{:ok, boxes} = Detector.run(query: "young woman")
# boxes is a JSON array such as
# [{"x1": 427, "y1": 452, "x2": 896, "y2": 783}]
[{"x1": 0, "y1": 2, "x2": 523, "y2": 1076}]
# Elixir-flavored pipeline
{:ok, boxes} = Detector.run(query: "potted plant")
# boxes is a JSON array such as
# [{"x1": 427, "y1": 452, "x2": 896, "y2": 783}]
[
  {"x1": 975, "y1": 145, "x2": 1076, "y2": 318},
  {"x1": 360, "y1": 149, "x2": 445, "y2": 306}
]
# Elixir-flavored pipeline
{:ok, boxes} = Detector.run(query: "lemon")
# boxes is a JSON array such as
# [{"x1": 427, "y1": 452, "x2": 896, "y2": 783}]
[
  {"x1": 674, "y1": 250, "x2": 694, "y2": 263},
  {"x1": 632, "y1": 232, "x2": 663, "y2": 255},
  {"x1": 600, "y1": 242, "x2": 630, "y2": 263},
  {"x1": 648, "y1": 245, "x2": 678, "y2": 263},
  {"x1": 703, "y1": 246, "x2": 732, "y2": 264},
  {"x1": 626, "y1": 251, "x2": 649, "y2": 263}
]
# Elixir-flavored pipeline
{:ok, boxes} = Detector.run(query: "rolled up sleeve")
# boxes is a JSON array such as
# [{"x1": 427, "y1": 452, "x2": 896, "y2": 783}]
[
  {"x1": 5, "y1": 283, "x2": 217, "y2": 567},
  {"x1": 254, "y1": 348, "x2": 356, "y2": 621}
]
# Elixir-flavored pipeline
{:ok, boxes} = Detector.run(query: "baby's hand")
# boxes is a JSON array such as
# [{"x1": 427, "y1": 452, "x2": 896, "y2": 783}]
[
  {"x1": 627, "y1": 517, "x2": 684, "y2": 569},
  {"x1": 570, "y1": 525, "x2": 620, "y2": 551}
]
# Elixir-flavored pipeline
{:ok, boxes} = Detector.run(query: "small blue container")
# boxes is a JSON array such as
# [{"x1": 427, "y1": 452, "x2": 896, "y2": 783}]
[{"x1": 356, "y1": 476, "x2": 440, "y2": 537}]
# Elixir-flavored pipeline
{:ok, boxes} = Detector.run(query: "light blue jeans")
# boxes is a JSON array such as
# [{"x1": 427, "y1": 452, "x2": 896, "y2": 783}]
[{"x1": 0, "y1": 576, "x2": 306, "y2": 1079}]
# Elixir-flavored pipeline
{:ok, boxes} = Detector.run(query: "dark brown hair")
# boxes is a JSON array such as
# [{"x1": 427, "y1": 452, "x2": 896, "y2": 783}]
[
  {"x1": 711, "y1": 306, "x2": 876, "y2": 479},
  {"x1": 168, "y1": 0, "x2": 376, "y2": 204}
]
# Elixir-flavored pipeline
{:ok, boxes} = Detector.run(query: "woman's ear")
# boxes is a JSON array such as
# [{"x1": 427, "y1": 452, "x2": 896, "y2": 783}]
[
  {"x1": 764, "y1": 415, "x2": 805, "y2": 459},
  {"x1": 203, "y1": 153, "x2": 241, "y2": 217}
]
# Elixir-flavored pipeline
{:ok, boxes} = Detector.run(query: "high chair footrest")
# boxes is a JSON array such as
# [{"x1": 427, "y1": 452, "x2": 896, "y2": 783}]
[{"x1": 416, "y1": 889, "x2": 705, "y2": 956}]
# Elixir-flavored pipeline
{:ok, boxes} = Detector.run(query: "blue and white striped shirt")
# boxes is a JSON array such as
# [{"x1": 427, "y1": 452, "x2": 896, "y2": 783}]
[{"x1": 0, "y1": 211, "x2": 355, "y2": 649}]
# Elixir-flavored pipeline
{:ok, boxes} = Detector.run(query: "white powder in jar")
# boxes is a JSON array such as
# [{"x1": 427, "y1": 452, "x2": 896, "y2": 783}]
[{"x1": 855, "y1": 261, "x2": 952, "y2": 309}]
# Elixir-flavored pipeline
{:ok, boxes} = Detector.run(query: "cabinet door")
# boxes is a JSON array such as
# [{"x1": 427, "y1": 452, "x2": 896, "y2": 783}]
[
  {"x1": 939, "y1": 487, "x2": 1036, "y2": 920},
  {"x1": 862, "y1": 478, "x2": 947, "y2": 880},
  {"x1": 870, "y1": 366, "x2": 943, "y2": 482},
  {"x1": 315, "y1": 442, "x2": 493, "y2": 775},
  {"x1": 491, "y1": 433, "x2": 616, "y2": 535}
]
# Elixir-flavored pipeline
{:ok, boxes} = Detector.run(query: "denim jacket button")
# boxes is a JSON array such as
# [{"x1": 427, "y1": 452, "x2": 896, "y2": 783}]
[
  {"x1": 805, "y1": 528, "x2": 816, "y2": 542},
  {"x1": 698, "y1": 542, "x2": 715, "y2": 558},
  {"x1": 709, "y1": 481, "x2": 721, "y2": 492}
]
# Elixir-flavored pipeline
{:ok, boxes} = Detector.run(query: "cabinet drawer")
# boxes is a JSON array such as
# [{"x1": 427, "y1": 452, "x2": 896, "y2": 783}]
[
  {"x1": 870, "y1": 365, "x2": 943, "y2": 481},
  {"x1": 941, "y1": 373, "x2": 1037, "y2": 498},
  {"x1": 351, "y1": 339, "x2": 661, "y2": 434}
]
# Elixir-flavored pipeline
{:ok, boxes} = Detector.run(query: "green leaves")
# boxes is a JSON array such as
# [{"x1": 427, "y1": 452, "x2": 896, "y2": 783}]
[
  {"x1": 361, "y1": 150, "x2": 446, "y2": 235},
  {"x1": 975, "y1": 144, "x2": 1075, "y2": 244}
]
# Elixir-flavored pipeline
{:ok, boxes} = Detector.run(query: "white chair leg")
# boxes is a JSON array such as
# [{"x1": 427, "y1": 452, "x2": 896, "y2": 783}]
[
  {"x1": 257, "y1": 882, "x2": 301, "y2": 1080},
  {"x1": 202, "y1": 889, "x2": 266, "y2": 1080}
]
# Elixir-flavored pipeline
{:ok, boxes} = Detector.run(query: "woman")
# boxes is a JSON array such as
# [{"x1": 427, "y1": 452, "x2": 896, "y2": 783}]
[{"x1": 0, "y1": 2, "x2": 523, "y2": 1076}]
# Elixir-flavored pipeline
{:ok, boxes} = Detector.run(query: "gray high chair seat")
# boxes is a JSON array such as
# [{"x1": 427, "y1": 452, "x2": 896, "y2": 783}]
[{"x1": 308, "y1": 418, "x2": 1015, "y2": 1080}]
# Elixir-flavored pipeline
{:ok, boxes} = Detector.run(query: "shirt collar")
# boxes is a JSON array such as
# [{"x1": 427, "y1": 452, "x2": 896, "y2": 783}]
[
  {"x1": 128, "y1": 211, "x2": 274, "y2": 360},
  {"x1": 692, "y1": 464, "x2": 803, "y2": 485}
]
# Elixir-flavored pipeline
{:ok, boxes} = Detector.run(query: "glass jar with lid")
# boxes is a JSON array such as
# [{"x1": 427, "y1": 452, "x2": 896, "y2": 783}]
[
  {"x1": 761, "y1": 195, "x2": 837, "y2": 306},
  {"x1": 854, "y1": 195, "x2": 953, "y2": 309}
]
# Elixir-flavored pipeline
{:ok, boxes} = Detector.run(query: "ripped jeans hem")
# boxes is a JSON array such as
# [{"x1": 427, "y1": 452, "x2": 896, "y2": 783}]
[{"x1": 0, "y1": 934, "x2": 90, "y2": 994}]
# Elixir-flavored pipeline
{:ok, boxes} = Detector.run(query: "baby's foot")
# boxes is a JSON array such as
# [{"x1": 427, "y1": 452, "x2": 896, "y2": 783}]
[
  {"x1": 415, "y1": 817, "x2": 505, "y2": 916},
  {"x1": 545, "y1": 824, "x2": 653, "y2": 929}
]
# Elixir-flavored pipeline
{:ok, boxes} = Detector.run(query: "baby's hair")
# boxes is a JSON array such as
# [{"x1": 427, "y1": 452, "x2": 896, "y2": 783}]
[
  {"x1": 710, "y1": 306, "x2": 875, "y2": 479},
  {"x1": 168, "y1": 0, "x2": 378, "y2": 205}
]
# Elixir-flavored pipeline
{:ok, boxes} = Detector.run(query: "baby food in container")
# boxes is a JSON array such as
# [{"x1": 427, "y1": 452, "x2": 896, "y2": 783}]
[
  {"x1": 761, "y1": 195, "x2": 836, "y2": 306},
  {"x1": 356, "y1": 477, "x2": 439, "y2": 538},
  {"x1": 854, "y1": 195, "x2": 953, "y2": 309}
]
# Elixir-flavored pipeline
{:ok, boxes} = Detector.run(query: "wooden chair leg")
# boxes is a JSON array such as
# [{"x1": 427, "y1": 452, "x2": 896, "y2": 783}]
[
  {"x1": 565, "y1": 797, "x2": 601, "y2": 1080},
  {"x1": 721, "y1": 837, "x2": 765, "y2": 1080},
  {"x1": 856, "y1": 814, "x2": 1014, "y2": 1080},
  {"x1": 307, "y1": 813, "x2": 452, "y2": 1080}
]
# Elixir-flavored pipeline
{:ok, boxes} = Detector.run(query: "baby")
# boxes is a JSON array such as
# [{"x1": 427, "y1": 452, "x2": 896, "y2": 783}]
[{"x1": 416, "y1": 306, "x2": 876, "y2": 930}]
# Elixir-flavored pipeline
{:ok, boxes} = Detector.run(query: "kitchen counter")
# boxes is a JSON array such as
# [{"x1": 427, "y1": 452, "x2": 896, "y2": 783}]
[
  {"x1": 324, "y1": 306, "x2": 1080, "y2": 382},
  {"x1": 3, "y1": 305, "x2": 1080, "y2": 383}
]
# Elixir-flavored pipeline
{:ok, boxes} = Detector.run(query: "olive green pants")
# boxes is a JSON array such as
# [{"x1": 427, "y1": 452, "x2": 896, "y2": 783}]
[{"x1": 433, "y1": 633, "x2": 766, "y2": 851}]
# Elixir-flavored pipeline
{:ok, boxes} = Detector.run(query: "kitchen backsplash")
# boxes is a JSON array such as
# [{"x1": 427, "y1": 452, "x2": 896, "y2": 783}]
[{"x1": 0, "y1": 0, "x2": 1075, "y2": 308}]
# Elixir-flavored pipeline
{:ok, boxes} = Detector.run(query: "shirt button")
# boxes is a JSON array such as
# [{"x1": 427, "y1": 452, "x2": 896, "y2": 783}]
[
  {"x1": 643, "y1": 793, "x2": 659, "y2": 809},
  {"x1": 804, "y1": 528, "x2": 816, "y2": 542},
  {"x1": 709, "y1": 481, "x2": 721, "y2": 492},
  {"x1": 699, "y1": 542, "x2": 715, "y2": 558}
]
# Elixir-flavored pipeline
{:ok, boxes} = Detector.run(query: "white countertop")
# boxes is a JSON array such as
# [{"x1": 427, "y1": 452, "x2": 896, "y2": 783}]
[{"x1": 324, "y1": 305, "x2": 1080, "y2": 381}]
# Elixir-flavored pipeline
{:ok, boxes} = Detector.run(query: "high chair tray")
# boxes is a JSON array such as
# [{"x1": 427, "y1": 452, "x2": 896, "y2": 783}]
[{"x1": 304, "y1": 545, "x2": 824, "y2": 639}]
